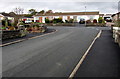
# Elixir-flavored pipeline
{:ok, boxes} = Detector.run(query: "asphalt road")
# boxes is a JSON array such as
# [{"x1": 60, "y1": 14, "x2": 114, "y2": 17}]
[{"x1": 2, "y1": 26, "x2": 99, "y2": 77}]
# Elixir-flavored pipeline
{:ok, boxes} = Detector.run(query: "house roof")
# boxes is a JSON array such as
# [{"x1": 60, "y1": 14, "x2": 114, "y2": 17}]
[
  {"x1": 99, "y1": 14, "x2": 104, "y2": 16},
  {"x1": 0, "y1": 14, "x2": 4, "y2": 17},
  {"x1": 0, "y1": 12, "x2": 27, "y2": 19},
  {"x1": 0, "y1": 12, "x2": 17, "y2": 17},
  {"x1": 23, "y1": 16, "x2": 33, "y2": 18},
  {"x1": 111, "y1": 14, "x2": 116, "y2": 17},
  {"x1": 34, "y1": 11, "x2": 100, "y2": 16},
  {"x1": 117, "y1": 12, "x2": 120, "y2": 14},
  {"x1": 112, "y1": 12, "x2": 120, "y2": 17}
]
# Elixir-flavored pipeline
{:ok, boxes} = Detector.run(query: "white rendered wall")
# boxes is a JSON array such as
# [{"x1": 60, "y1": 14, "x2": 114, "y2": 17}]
[
  {"x1": 63, "y1": 16, "x2": 67, "y2": 22},
  {"x1": 70, "y1": 16, "x2": 73, "y2": 19},
  {"x1": 34, "y1": 16, "x2": 39, "y2": 22},
  {"x1": 77, "y1": 15, "x2": 99, "y2": 22},
  {"x1": 34, "y1": 15, "x2": 100, "y2": 23},
  {"x1": 53, "y1": 16, "x2": 59, "y2": 19},
  {"x1": 42, "y1": 17, "x2": 45, "y2": 23},
  {"x1": 48, "y1": 16, "x2": 53, "y2": 20}
]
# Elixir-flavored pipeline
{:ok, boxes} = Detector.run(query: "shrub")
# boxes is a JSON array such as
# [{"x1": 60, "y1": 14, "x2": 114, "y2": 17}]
[
  {"x1": 93, "y1": 19, "x2": 97, "y2": 23},
  {"x1": 53, "y1": 20, "x2": 57, "y2": 23},
  {"x1": 2, "y1": 19, "x2": 5, "y2": 26},
  {"x1": 98, "y1": 17, "x2": 105, "y2": 23},
  {"x1": 18, "y1": 21, "x2": 25, "y2": 26},
  {"x1": 5, "y1": 20, "x2": 8, "y2": 27},
  {"x1": 65, "y1": 19, "x2": 74, "y2": 23},
  {"x1": 86, "y1": 20, "x2": 91, "y2": 24},
  {"x1": 2, "y1": 18, "x2": 12, "y2": 27},
  {"x1": 65, "y1": 20, "x2": 69, "y2": 23},
  {"x1": 45, "y1": 18, "x2": 50, "y2": 23},
  {"x1": 69, "y1": 19, "x2": 74, "y2": 23},
  {"x1": 52, "y1": 18, "x2": 63, "y2": 23}
]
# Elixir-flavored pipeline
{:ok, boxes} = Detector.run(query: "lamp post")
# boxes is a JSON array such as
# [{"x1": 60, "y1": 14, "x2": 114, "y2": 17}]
[{"x1": 85, "y1": 5, "x2": 87, "y2": 26}]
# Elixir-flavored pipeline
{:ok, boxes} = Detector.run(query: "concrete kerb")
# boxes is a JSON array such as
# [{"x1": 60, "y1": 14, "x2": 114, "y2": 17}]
[
  {"x1": 68, "y1": 30, "x2": 102, "y2": 79},
  {"x1": 0, "y1": 30, "x2": 57, "y2": 47}
]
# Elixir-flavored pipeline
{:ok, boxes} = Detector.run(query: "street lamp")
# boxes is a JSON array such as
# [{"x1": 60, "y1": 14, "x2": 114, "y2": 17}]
[
  {"x1": 85, "y1": 5, "x2": 87, "y2": 26},
  {"x1": 84, "y1": 0, "x2": 87, "y2": 27}
]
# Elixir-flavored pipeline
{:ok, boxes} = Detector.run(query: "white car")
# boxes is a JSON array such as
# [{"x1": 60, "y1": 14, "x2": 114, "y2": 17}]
[{"x1": 25, "y1": 20, "x2": 32, "y2": 23}]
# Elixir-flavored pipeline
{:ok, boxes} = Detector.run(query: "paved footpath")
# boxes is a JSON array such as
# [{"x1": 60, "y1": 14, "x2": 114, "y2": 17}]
[{"x1": 74, "y1": 30, "x2": 120, "y2": 78}]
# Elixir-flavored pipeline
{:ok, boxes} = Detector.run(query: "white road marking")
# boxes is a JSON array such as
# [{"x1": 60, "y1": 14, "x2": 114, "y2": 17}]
[
  {"x1": 0, "y1": 30, "x2": 57, "y2": 47},
  {"x1": 68, "y1": 30, "x2": 102, "y2": 79}
]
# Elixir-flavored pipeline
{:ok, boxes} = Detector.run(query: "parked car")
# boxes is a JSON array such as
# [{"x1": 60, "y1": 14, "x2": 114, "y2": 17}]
[
  {"x1": 25, "y1": 20, "x2": 32, "y2": 23},
  {"x1": 79, "y1": 19, "x2": 85, "y2": 24}
]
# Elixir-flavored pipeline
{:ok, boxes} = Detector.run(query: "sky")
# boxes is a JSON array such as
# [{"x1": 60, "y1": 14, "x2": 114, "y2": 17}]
[{"x1": 0, "y1": 0, "x2": 120, "y2": 14}]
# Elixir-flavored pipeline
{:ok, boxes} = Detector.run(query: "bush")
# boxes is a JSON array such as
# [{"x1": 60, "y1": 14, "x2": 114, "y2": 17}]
[
  {"x1": 2, "y1": 19, "x2": 5, "y2": 26},
  {"x1": 52, "y1": 18, "x2": 63, "y2": 23},
  {"x1": 98, "y1": 17, "x2": 105, "y2": 23},
  {"x1": 93, "y1": 19, "x2": 97, "y2": 23},
  {"x1": 65, "y1": 20, "x2": 69, "y2": 23},
  {"x1": 86, "y1": 20, "x2": 91, "y2": 24},
  {"x1": 65, "y1": 19, "x2": 74, "y2": 23},
  {"x1": 45, "y1": 18, "x2": 50, "y2": 23},
  {"x1": 33, "y1": 24, "x2": 39, "y2": 27},
  {"x1": 19, "y1": 21, "x2": 25, "y2": 25},
  {"x1": 69, "y1": 19, "x2": 74, "y2": 23},
  {"x1": 2, "y1": 18, "x2": 16, "y2": 27},
  {"x1": 2, "y1": 19, "x2": 11, "y2": 27}
]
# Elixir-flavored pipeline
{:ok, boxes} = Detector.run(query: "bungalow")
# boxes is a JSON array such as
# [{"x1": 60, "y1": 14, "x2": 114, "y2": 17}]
[
  {"x1": 33, "y1": 11, "x2": 101, "y2": 23},
  {"x1": 0, "y1": 13, "x2": 15, "y2": 23},
  {"x1": 112, "y1": 12, "x2": 120, "y2": 22},
  {"x1": 0, "y1": 14, "x2": 4, "y2": 20},
  {"x1": 0, "y1": 14, "x2": 3, "y2": 26}
]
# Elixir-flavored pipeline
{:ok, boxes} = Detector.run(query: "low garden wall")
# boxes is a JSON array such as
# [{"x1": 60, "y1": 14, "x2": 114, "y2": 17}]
[
  {"x1": 0, "y1": 24, "x2": 47, "y2": 40},
  {"x1": 86, "y1": 23, "x2": 106, "y2": 27},
  {"x1": 1, "y1": 30, "x2": 23, "y2": 40},
  {"x1": 112, "y1": 27, "x2": 120, "y2": 47}
]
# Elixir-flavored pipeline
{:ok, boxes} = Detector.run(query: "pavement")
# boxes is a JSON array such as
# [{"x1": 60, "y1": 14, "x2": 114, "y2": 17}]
[
  {"x1": 2, "y1": 26, "x2": 99, "y2": 78},
  {"x1": 74, "y1": 30, "x2": 120, "y2": 78}
]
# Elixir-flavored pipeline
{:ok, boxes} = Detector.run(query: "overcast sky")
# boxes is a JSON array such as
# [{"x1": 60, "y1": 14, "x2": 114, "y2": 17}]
[{"x1": 0, "y1": 0, "x2": 120, "y2": 14}]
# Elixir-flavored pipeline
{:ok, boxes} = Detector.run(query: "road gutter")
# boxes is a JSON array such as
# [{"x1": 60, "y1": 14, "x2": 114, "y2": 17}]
[
  {"x1": 68, "y1": 30, "x2": 102, "y2": 79},
  {"x1": 0, "y1": 30, "x2": 57, "y2": 47}
]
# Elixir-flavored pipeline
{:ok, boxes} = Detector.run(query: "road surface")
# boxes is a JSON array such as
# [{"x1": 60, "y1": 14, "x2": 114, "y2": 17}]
[{"x1": 2, "y1": 26, "x2": 99, "y2": 77}]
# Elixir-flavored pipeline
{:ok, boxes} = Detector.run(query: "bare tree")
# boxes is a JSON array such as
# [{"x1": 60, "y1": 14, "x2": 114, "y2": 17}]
[
  {"x1": 12, "y1": 7, "x2": 24, "y2": 26},
  {"x1": 13, "y1": 7, "x2": 24, "y2": 15}
]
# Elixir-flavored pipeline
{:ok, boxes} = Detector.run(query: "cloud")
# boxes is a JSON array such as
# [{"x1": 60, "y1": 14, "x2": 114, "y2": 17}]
[
  {"x1": 1, "y1": 0, "x2": 120, "y2": 2},
  {"x1": 0, "y1": 2, "x2": 119, "y2": 14}
]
